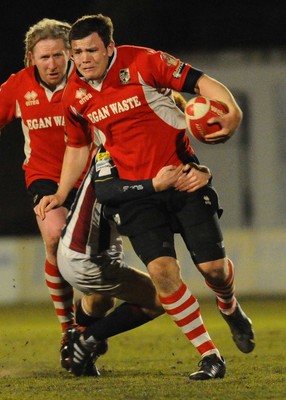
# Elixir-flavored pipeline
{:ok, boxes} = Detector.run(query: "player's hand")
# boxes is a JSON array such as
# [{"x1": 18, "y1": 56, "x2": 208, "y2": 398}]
[
  {"x1": 34, "y1": 194, "x2": 64, "y2": 220},
  {"x1": 204, "y1": 106, "x2": 241, "y2": 143},
  {"x1": 175, "y1": 163, "x2": 211, "y2": 192},
  {"x1": 195, "y1": 74, "x2": 242, "y2": 143},
  {"x1": 203, "y1": 116, "x2": 231, "y2": 143},
  {"x1": 152, "y1": 164, "x2": 184, "y2": 192}
]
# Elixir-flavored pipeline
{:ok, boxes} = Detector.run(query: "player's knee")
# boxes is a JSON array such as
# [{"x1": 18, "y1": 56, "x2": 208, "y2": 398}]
[
  {"x1": 198, "y1": 258, "x2": 227, "y2": 282},
  {"x1": 147, "y1": 257, "x2": 181, "y2": 288},
  {"x1": 84, "y1": 294, "x2": 115, "y2": 316},
  {"x1": 44, "y1": 234, "x2": 61, "y2": 258}
]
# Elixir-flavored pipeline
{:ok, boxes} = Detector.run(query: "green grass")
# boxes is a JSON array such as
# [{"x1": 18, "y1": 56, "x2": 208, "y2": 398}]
[{"x1": 0, "y1": 297, "x2": 285, "y2": 400}]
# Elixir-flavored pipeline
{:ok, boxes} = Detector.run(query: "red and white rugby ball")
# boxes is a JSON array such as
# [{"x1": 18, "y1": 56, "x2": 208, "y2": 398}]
[{"x1": 185, "y1": 96, "x2": 227, "y2": 144}]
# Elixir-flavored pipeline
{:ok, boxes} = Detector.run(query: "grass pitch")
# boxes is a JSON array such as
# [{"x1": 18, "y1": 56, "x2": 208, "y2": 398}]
[{"x1": 0, "y1": 297, "x2": 285, "y2": 400}]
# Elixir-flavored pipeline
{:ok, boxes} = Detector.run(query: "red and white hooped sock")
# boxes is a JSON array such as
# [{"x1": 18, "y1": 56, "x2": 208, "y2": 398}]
[
  {"x1": 159, "y1": 282, "x2": 220, "y2": 358},
  {"x1": 205, "y1": 258, "x2": 236, "y2": 315},
  {"x1": 45, "y1": 260, "x2": 75, "y2": 333}
]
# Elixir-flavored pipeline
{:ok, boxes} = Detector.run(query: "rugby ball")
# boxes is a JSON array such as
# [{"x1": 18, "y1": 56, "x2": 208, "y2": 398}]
[{"x1": 185, "y1": 96, "x2": 227, "y2": 144}]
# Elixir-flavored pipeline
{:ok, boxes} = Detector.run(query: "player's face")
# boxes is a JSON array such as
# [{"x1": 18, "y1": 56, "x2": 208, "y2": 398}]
[
  {"x1": 71, "y1": 32, "x2": 115, "y2": 82},
  {"x1": 29, "y1": 39, "x2": 70, "y2": 90}
]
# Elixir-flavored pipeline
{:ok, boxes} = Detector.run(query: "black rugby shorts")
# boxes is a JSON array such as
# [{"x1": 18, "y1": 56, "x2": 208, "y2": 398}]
[
  {"x1": 28, "y1": 179, "x2": 78, "y2": 210},
  {"x1": 112, "y1": 185, "x2": 225, "y2": 266}
]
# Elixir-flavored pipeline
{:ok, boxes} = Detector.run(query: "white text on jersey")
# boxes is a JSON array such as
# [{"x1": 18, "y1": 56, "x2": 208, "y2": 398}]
[
  {"x1": 26, "y1": 116, "x2": 65, "y2": 130},
  {"x1": 87, "y1": 96, "x2": 141, "y2": 123}
]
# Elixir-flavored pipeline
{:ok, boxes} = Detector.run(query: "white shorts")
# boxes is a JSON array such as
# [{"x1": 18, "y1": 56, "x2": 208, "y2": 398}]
[{"x1": 57, "y1": 238, "x2": 142, "y2": 296}]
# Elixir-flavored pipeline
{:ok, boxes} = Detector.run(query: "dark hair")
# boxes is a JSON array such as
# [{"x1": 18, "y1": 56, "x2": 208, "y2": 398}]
[{"x1": 69, "y1": 14, "x2": 114, "y2": 48}]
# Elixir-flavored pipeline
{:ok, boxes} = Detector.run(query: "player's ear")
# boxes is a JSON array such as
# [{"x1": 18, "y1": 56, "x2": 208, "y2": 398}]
[
  {"x1": 107, "y1": 41, "x2": 115, "y2": 57},
  {"x1": 27, "y1": 51, "x2": 34, "y2": 66}
]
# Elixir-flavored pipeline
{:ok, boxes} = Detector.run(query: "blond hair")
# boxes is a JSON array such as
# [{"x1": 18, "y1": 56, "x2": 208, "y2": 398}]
[
  {"x1": 24, "y1": 18, "x2": 71, "y2": 67},
  {"x1": 172, "y1": 91, "x2": 187, "y2": 112}
]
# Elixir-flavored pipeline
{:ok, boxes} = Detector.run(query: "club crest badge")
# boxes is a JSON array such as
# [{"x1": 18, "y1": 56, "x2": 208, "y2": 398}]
[
  {"x1": 119, "y1": 68, "x2": 130, "y2": 84},
  {"x1": 161, "y1": 52, "x2": 178, "y2": 67}
]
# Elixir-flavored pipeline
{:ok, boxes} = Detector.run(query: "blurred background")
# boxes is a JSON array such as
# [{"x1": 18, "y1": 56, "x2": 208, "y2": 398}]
[{"x1": 0, "y1": 0, "x2": 285, "y2": 303}]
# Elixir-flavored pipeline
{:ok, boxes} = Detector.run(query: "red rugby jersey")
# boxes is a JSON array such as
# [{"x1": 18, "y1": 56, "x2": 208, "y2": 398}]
[
  {"x1": 0, "y1": 63, "x2": 83, "y2": 188},
  {"x1": 62, "y1": 45, "x2": 197, "y2": 180}
]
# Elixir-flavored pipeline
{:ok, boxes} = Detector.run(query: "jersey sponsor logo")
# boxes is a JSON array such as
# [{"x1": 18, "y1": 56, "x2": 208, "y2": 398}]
[
  {"x1": 75, "y1": 88, "x2": 93, "y2": 104},
  {"x1": 96, "y1": 150, "x2": 111, "y2": 162},
  {"x1": 87, "y1": 96, "x2": 141, "y2": 123},
  {"x1": 88, "y1": 106, "x2": 111, "y2": 123},
  {"x1": 122, "y1": 184, "x2": 144, "y2": 192},
  {"x1": 95, "y1": 150, "x2": 113, "y2": 177},
  {"x1": 173, "y1": 62, "x2": 185, "y2": 79},
  {"x1": 26, "y1": 115, "x2": 65, "y2": 130},
  {"x1": 119, "y1": 68, "x2": 131, "y2": 84},
  {"x1": 24, "y1": 90, "x2": 40, "y2": 106}
]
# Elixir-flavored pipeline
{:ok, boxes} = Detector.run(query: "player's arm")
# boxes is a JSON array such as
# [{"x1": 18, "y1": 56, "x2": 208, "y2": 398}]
[
  {"x1": 191, "y1": 74, "x2": 242, "y2": 142},
  {"x1": 35, "y1": 99, "x2": 93, "y2": 219},
  {"x1": 0, "y1": 74, "x2": 18, "y2": 127},
  {"x1": 35, "y1": 144, "x2": 90, "y2": 219},
  {"x1": 94, "y1": 150, "x2": 210, "y2": 204},
  {"x1": 93, "y1": 150, "x2": 183, "y2": 204},
  {"x1": 95, "y1": 166, "x2": 183, "y2": 204},
  {"x1": 178, "y1": 65, "x2": 242, "y2": 142},
  {"x1": 56, "y1": 144, "x2": 90, "y2": 200},
  {"x1": 143, "y1": 50, "x2": 242, "y2": 143}
]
